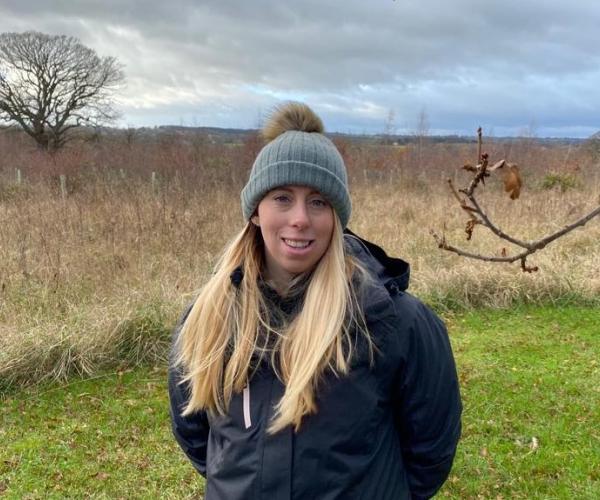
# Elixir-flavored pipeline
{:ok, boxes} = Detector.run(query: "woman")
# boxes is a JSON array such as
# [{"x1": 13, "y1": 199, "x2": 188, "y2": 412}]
[{"x1": 168, "y1": 102, "x2": 462, "y2": 500}]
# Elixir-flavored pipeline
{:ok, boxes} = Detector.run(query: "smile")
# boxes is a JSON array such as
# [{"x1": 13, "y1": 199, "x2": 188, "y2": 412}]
[{"x1": 283, "y1": 238, "x2": 313, "y2": 249}]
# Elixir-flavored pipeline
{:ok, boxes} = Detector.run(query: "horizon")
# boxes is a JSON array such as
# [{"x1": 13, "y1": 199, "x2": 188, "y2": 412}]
[
  {"x1": 60, "y1": 123, "x2": 598, "y2": 141},
  {"x1": 1, "y1": 121, "x2": 597, "y2": 141}
]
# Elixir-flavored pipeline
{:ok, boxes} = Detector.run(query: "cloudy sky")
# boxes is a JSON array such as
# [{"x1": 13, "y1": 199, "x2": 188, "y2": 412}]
[{"x1": 1, "y1": 0, "x2": 599, "y2": 137}]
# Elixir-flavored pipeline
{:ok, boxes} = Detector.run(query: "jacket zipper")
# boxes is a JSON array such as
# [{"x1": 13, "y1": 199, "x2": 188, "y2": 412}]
[{"x1": 243, "y1": 384, "x2": 252, "y2": 429}]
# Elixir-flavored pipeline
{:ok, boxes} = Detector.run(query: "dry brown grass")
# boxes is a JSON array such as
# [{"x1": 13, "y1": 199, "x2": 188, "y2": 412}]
[{"x1": 1, "y1": 130, "x2": 599, "y2": 388}]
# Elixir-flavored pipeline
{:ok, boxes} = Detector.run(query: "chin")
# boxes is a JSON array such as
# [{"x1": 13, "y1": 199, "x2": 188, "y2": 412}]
[{"x1": 283, "y1": 262, "x2": 314, "y2": 276}]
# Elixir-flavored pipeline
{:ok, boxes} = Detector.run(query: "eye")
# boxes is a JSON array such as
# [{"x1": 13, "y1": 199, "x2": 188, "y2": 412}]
[
  {"x1": 273, "y1": 194, "x2": 291, "y2": 203},
  {"x1": 309, "y1": 198, "x2": 329, "y2": 208}
]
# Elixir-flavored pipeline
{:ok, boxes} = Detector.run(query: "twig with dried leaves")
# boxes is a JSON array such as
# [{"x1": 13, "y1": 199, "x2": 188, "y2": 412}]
[{"x1": 431, "y1": 127, "x2": 600, "y2": 272}]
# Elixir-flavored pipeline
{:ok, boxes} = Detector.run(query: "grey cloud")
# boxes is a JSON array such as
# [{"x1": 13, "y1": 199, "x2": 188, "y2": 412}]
[{"x1": 1, "y1": 0, "x2": 599, "y2": 136}]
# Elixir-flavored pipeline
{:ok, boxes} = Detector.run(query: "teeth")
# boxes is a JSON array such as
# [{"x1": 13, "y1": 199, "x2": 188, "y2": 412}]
[{"x1": 284, "y1": 239, "x2": 311, "y2": 248}]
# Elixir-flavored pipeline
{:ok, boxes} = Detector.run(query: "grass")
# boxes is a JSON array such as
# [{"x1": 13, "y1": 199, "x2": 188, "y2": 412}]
[
  {"x1": 1, "y1": 134, "x2": 600, "y2": 386},
  {"x1": 2, "y1": 305, "x2": 598, "y2": 498},
  {"x1": 444, "y1": 306, "x2": 600, "y2": 498},
  {"x1": 1, "y1": 161, "x2": 599, "y2": 389},
  {"x1": 0, "y1": 367, "x2": 204, "y2": 499}
]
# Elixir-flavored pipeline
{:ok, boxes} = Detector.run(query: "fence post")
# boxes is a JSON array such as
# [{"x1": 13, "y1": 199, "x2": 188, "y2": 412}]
[
  {"x1": 16, "y1": 168, "x2": 22, "y2": 185},
  {"x1": 60, "y1": 174, "x2": 67, "y2": 200},
  {"x1": 119, "y1": 168, "x2": 126, "y2": 180},
  {"x1": 151, "y1": 171, "x2": 157, "y2": 194}
]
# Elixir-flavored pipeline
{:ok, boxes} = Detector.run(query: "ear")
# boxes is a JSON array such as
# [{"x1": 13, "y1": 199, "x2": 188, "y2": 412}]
[{"x1": 251, "y1": 215, "x2": 260, "y2": 227}]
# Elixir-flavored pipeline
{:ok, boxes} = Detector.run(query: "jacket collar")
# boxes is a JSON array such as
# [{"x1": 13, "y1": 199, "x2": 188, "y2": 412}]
[{"x1": 343, "y1": 228, "x2": 410, "y2": 294}]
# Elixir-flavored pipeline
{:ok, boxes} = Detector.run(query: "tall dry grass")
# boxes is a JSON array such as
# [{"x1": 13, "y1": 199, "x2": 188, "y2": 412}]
[{"x1": 1, "y1": 130, "x2": 599, "y2": 388}]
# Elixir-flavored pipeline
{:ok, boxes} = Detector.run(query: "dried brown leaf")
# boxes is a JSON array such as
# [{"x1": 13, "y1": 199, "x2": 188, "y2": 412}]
[
  {"x1": 503, "y1": 164, "x2": 522, "y2": 200},
  {"x1": 465, "y1": 219, "x2": 478, "y2": 240}
]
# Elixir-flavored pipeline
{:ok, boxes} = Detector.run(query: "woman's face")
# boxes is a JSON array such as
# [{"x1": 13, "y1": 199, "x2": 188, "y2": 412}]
[{"x1": 253, "y1": 185, "x2": 334, "y2": 290}]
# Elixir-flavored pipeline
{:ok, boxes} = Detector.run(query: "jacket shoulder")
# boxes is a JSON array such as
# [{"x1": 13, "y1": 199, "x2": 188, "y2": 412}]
[
  {"x1": 391, "y1": 289, "x2": 439, "y2": 325},
  {"x1": 389, "y1": 290, "x2": 448, "y2": 351}
]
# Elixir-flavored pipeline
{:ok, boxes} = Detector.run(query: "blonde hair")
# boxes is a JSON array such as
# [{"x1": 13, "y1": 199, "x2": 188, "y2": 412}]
[{"x1": 174, "y1": 215, "x2": 373, "y2": 433}]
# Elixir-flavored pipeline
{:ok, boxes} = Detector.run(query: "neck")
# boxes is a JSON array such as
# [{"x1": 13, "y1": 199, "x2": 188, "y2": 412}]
[{"x1": 263, "y1": 271, "x2": 294, "y2": 296}]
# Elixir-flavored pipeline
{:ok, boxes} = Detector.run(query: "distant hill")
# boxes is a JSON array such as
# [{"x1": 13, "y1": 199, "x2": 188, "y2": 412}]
[
  {"x1": 122, "y1": 125, "x2": 587, "y2": 146},
  {"x1": 0, "y1": 123, "x2": 591, "y2": 146}
]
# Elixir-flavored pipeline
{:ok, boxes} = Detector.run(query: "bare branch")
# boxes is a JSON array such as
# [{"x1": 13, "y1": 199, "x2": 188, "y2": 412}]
[
  {"x1": 529, "y1": 204, "x2": 600, "y2": 250},
  {"x1": 430, "y1": 229, "x2": 531, "y2": 263},
  {"x1": 447, "y1": 178, "x2": 466, "y2": 206},
  {"x1": 432, "y1": 128, "x2": 600, "y2": 271},
  {"x1": 466, "y1": 193, "x2": 531, "y2": 249}
]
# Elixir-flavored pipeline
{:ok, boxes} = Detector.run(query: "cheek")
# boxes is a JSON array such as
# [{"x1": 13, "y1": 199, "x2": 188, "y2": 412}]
[
  {"x1": 260, "y1": 218, "x2": 282, "y2": 240},
  {"x1": 317, "y1": 212, "x2": 335, "y2": 239},
  {"x1": 258, "y1": 220, "x2": 284, "y2": 255},
  {"x1": 256, "y1": 206, "x2": 279, "y2": 235}
]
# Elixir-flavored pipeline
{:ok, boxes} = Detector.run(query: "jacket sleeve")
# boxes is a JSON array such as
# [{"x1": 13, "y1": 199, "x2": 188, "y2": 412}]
[
  {"x1": 168, "y1": 304, "x2": 210, "y2": 477},
  {"x1": 393, "y1": 299, "x2": 462, "y2": 500}
]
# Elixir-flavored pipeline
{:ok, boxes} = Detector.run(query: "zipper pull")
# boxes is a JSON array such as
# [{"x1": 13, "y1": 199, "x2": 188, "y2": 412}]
[{"x1": 242, "y1": 384, "x2": 252, "y2": 429}]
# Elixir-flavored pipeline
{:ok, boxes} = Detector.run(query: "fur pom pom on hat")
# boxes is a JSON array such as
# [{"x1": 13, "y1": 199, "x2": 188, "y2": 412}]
[{"x1": 241, "y1": 102, "x2": 351, "y2": 227}]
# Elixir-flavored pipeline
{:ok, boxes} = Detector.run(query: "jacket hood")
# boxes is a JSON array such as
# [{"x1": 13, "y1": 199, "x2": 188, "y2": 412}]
[{"x1": 344, "y1": 229, "x2": 410, "y2": 294}]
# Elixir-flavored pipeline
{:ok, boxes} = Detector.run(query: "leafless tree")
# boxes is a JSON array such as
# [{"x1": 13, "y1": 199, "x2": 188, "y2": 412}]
[
  {"x1": 413, "y1": 107, "x2": 430, "y2": 168},
  {"x1": 0, "y1": 31, "x2": 124, "y2": 151},
  {"x1": 431, "y1": 128, "x2": 600, "y2": 272},
  {"x1": 382, "y1": 108, "x2": 396, "y2": 145}
]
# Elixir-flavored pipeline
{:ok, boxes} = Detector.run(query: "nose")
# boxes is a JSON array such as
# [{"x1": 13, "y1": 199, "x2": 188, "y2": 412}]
[{"x1": 289, "y1": 201, "x2": 310, "y2": 229}]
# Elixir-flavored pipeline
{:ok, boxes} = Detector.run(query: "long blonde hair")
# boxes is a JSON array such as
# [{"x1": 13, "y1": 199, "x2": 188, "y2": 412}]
[{"x1": 174, "y1": 215, "x2": 372, "y2": 433}]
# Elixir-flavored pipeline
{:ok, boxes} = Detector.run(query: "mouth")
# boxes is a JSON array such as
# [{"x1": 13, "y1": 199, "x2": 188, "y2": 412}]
[{"x1": 282, "y1": 238, "x2": 314, "y2": 249}]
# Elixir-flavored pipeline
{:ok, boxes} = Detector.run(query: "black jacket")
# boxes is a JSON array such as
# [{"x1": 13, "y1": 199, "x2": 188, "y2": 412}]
[{"x1": 168, "y1": 233, "x2": 462, "y2": 499}]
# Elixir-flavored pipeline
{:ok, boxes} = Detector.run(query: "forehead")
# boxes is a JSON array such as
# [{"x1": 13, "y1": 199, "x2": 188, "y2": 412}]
[{"x1": 269, "y1": 185, "x2": 321, "y2": 195}]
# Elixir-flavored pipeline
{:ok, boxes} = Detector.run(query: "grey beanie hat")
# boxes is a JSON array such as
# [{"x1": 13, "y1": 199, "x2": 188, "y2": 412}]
[{"x1": 241, "y1": 103, "x2": 351, "y2": 227}]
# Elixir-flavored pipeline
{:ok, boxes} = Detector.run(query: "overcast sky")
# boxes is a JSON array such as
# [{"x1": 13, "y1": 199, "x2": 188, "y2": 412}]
[{"x1": 1, "y1": 0, "x2": 599, "y2": 137}]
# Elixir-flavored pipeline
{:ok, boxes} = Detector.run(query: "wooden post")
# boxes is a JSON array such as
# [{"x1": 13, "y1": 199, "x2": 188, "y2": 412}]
[
  {"x1": 119, "y1": 168, "x2": 126, "y2": 179},
  {"x1": 151, "y1": 171, "x2": 157, "y2": 193},
  {"x1": 16, "y1": 168, "x2": 22, "y2": 185},
  {"x1": 60, "y1": 174, "x2": 67, "y2": 200}
]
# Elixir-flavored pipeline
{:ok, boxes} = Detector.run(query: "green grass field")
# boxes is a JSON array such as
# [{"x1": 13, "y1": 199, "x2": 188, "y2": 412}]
[{"x1": 1, "y1": 305, "x2": 599, "y2": 499}]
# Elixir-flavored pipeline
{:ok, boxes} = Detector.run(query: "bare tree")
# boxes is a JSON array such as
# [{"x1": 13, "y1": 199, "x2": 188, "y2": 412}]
[
  {"x1": 431, "y1": 128, "x2": 600, "y2": 272},
  {"x1": 382, "y1": 108, "x2": 396, "y2": 145},
  {"x1": 0, "y1": 31, "x2": 124, "y2": 151},
  {"x1": 413, "y1": 107, "x2": 430, "y2": 168}
]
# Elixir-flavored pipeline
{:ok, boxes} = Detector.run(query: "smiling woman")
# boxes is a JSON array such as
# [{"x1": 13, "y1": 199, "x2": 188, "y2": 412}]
[{"x1": 168, "y1": 102, "x2": 462, "y2": 500}]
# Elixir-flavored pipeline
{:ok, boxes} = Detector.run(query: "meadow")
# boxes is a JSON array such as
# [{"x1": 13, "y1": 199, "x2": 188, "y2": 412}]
[
  {"x1": 1, "y1": 306, "x2": 598, "y2": 498},
  {"x1": 1, "y1": 128, "x2": 599, "y2": 497}
]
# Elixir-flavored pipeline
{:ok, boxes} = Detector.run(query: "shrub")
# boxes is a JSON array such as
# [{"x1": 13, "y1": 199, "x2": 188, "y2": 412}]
[
  {"x1": 112, "y1": 301, "x2": 172, "y2": 365},
  {"x1": 0, "y1": 180, "x2": 31, "y2": 202},
  {"x1": 540, "y1": 172, "x2": 580, "y2": 192}
]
